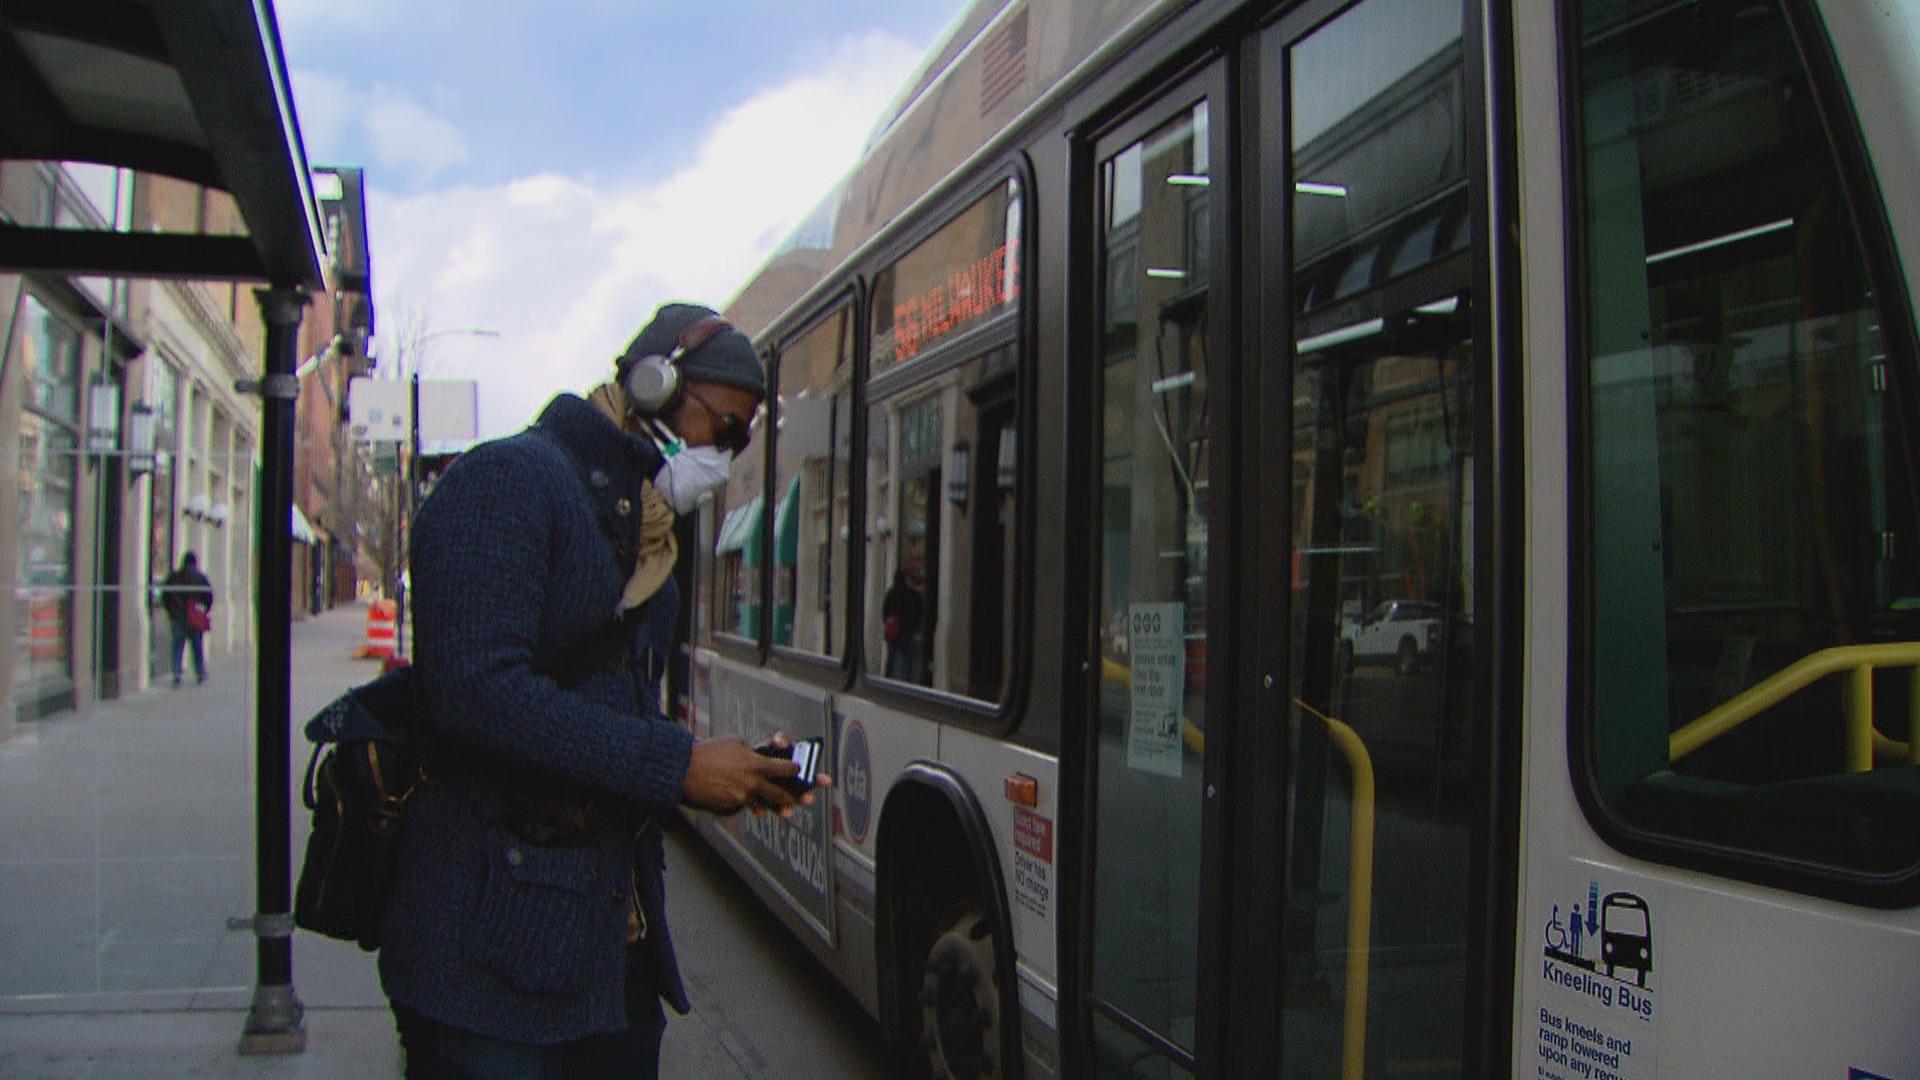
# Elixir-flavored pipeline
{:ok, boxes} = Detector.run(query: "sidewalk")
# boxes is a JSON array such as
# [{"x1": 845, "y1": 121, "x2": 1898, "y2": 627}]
[
  {"x1": 0, "y1": 604, "x2": 765, "y2": 1078},
  {"x1": 0, "y1": 604, "x2": 398, "y2": 1077}
]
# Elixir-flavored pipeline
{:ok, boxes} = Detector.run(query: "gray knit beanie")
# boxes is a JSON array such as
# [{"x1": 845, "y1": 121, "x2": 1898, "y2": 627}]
[{"x1": 616, "y1": 302, "x2": 766, "y2": 400}]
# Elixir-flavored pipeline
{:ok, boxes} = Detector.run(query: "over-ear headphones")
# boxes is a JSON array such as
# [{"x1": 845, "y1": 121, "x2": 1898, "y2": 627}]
[{"x1": 620, "y1": 315, "x2": 733, "y2": 416}]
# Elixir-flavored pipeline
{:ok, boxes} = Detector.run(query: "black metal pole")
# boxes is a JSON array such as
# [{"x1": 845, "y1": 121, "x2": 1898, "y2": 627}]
[
  {"x1": 395, "y1": 370, "x2": 420, "y2": 657},
  {"x1": 240, "y1": 285, "x2": 307, "y2": 1054}
]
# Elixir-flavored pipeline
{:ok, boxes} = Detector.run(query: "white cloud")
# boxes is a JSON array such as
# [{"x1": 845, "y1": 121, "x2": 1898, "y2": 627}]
[
  {"x1": 289, "y1": 68, "x2": 356, "y2": 164},
  {"x1": 289, "y1": 68, "x2": 469, "y2": 183},
  {"x1": 364, "y1": 88, "x2": 471, "y2": 183},
  {"x1": 367, "y1": 30, "x2": 925, "y2": 439}
]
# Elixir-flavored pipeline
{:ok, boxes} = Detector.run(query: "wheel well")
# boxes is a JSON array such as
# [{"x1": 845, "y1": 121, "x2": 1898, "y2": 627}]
[{"x1": 874, "y1": 764, "x2": 1022, "y2": 1079}]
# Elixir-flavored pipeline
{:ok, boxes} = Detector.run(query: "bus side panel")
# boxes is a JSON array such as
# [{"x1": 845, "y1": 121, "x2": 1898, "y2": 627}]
[
  {"x1": 684, "y1": 653, "x2": 870, "y2": 1002},
  {"x1": 935, "y1": 722, "x2": 1062, "y2": 1069},
  {"x1": 1511, "y1": 4, "x2": 1920, "y2": 1078}
]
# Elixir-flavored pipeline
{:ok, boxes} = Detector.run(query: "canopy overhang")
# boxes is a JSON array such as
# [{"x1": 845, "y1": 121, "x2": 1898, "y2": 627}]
[{"x1": 0, "y1": 0, "x2": 326, "y2": 287}]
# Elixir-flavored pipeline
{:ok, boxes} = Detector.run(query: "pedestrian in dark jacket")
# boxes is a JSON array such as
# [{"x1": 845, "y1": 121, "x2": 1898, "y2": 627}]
[
  {"x1": 161, "y1": 552, "x2": 213, "y2": 687},
  {"x1": 379, "y1": 303, "x2": 825, "y2": 1078},
  {"x1": 882, "y1": 568, "x2": 925, "y2": 682}
]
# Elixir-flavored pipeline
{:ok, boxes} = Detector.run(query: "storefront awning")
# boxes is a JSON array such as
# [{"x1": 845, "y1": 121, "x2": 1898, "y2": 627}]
[
  {"x1": 290, "y1": 504, "x2": 318, "y2": 545},
  {"x1": 774, "y1": 474, "x2": 801, "y2": 566},
  {"x1": 714, "y1": 495, "x2": 763, "y2": 559}
]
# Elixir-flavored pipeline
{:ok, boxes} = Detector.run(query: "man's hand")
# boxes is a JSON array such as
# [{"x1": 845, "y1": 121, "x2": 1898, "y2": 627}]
[
  {"x1": 682, "y1": 735, "x2": 830, "y2": 818},
  {"x1": 757, "y1": 733, "x2": 834, "y2": 796}
]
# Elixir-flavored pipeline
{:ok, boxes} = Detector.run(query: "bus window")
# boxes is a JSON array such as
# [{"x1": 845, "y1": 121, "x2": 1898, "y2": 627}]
[
  {"x1": 864, "y1": 178, "x2": 1022, "y2": 701},
  {"x1": 771, "y1": 306, "x2": 854, "y2": 659},
  {"x1": 709, "y1": 386, "x2": 769, "y2": 643},
  {"x1": 869, "y1": 179, "x2": 1020, "y2": 375},
  {"x1": 865, "y1": 345, "x2": 1019, "y2": 699},
  {"x1": 1574, "y1": 0, "x2": 1920, "y2": 880},
  {"x1": 1089, "y1": 100, "x2": 1211, "y2": 1063}
]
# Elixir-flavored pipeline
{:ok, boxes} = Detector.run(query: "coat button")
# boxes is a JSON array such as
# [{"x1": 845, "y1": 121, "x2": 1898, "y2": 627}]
[
  {"x1": 615, "y1": 497, "x2": 632, "y2": 516},
  {"x1": 590, "y1": 469, "x2": 610, "y2": 489},
  {"x1": 505, "y1": 847, "x2": 523, "y2": 867}
]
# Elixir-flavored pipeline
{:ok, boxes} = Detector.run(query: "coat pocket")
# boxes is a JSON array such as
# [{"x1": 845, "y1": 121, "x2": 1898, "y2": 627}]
[{"x1": 463, "y1": 830, "x2": 600, "y2": 997}]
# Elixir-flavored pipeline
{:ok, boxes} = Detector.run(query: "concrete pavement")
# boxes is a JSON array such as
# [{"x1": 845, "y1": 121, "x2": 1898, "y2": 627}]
[{"x1": 0, "y1": 602, "x2": 860, "y2": 1078}]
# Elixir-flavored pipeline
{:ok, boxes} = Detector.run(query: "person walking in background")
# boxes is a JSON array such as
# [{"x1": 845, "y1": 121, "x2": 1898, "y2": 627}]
[
  {"x1": 380, "y1": 302, "x2": 828, "y2": 1078},
  {"x1": 161, "y1": 552, "x2": 213, "y2": 687},
  {"x1": 882, "y1": 568, "x2": 925, "y2": 683}
]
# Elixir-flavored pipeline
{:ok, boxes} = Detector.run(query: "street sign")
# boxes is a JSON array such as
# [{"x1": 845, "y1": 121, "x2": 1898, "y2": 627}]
[
  {"x1": 348, "y1": 377, "x2": 410, "y2": 442},
  {"x1": 418, "y1": 379, "x2": 478, "y2": 449}
]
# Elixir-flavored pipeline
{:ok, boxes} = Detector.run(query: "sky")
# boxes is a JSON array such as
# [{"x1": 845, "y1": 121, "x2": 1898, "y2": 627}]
[{"x1": 277, "y1": 0, "x2": 970, "y2": 439}]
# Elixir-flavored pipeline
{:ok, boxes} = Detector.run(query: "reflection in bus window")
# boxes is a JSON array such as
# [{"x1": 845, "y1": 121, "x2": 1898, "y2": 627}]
[
  {"x1": 1284, "y1": 1, "x2": 1476, "y2": 1076},
  {"x1": 1089, "y1": 100, "x2": 1210, "y2": 1064},
  {"x1": 865, "y1": 346, "x2": 1019, "y2": 700},
  {"x1": 1576, "y1": 0, "x2": 1920, "y2": 878},
  {"x1": 709, "y1": 378, "x2": 770, "y2": 642},
  {"x1": 771, "y1": 308, "x2": 853, "y2": 658}
]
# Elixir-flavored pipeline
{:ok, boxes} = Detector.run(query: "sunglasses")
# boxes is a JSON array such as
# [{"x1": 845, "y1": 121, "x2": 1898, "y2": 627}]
[{"x1": 684, "y1": 387, "x2": 755, "y2": 456}]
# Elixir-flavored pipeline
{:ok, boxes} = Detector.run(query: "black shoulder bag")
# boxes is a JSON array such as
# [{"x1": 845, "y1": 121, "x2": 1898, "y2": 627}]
[
  {"x1": 293, "y1": 663, "x2": 420, "y2": 950},
  {"x1": 293, "y1": 621, "x2": 635, "y2": 952}
]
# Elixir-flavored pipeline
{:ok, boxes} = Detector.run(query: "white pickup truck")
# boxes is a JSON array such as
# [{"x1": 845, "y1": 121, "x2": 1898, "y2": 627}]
[{"x1": 1338, "y1": 599, "x2": 1445, "y2": 675}]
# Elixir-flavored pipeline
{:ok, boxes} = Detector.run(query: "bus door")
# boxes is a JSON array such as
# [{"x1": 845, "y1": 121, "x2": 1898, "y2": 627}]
[
  {"x1": 1080, "y1": 3, "x2": 1503, "y2": 1075},
  {"x1": 1082, "y1": 63, "x2": 1231, "y2": 1078},
  {"x1": 1253, "y1": 1, "x2": 1495, "y2": 1075}
]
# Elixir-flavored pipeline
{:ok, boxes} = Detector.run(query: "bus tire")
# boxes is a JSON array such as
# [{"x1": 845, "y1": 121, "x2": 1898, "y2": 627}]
[{"x1": 919, "y1": 905, "x2": 1000, "y2": 1080}]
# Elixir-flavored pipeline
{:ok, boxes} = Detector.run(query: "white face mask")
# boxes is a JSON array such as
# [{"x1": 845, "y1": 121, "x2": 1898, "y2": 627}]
[{"x1": 654, "y1": 443, "x2": 732, "y2": 515}]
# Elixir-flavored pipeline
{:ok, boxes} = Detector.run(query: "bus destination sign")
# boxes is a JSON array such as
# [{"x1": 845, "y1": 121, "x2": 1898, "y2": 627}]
[{"x1": 872, "y1": 177, "x2": 1023, "y2": 372}]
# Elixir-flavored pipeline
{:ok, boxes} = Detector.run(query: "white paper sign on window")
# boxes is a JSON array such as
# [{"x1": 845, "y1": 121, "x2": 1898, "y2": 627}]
[{"x1": 1126, "y1": 602, "x2": 1186, "y2": 778}]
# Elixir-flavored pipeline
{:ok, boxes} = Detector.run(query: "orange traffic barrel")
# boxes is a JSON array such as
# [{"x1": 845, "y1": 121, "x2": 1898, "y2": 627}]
[{"x1": 355, "y1": 599, "x2": 397, "y2": 659}]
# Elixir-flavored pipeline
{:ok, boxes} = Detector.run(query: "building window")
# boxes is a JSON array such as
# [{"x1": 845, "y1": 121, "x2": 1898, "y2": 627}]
[{"x1": 12, "y1": 293, "x2": 84, "y2": 714}]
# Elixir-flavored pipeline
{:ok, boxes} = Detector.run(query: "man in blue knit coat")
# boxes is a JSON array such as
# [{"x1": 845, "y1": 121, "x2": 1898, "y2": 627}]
[{"x1": 380, "y1": 303, "x2": 820, "y2": 1077}]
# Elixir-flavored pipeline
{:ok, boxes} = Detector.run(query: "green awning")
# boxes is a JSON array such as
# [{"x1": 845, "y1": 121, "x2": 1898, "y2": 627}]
[
  {"x1": 774, "y1": 475, "x2": 801, "y2": 566},
  {"x1": 714, "y1": 495, "x2": 763, "y2": 559}
]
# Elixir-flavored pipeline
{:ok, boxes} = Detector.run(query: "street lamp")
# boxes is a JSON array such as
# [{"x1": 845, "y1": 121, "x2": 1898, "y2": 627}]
[
  {"x1": 410, "y1": 326, "x2": 500, "y2": 378},
  {"x1": 87, "y1": 379, "x2": 121, "y2": 462},
  {"x1": 126, "y1": 401, "x2": 156, "y2": 476}
]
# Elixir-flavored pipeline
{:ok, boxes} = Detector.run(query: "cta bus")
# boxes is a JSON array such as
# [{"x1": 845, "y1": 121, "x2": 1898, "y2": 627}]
[{"x1": 671, "y1": 0, "x2": 1920, "y2": 1076}]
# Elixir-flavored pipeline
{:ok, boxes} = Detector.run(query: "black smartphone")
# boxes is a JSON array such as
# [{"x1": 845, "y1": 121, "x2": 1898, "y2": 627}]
[{"x1": 755, "y1": 737, "x2": 822, "y2": 796}]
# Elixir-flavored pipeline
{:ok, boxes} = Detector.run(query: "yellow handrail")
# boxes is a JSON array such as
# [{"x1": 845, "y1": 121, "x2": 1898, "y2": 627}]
[
  {"x1": 1101, "y1": 656, "x2": 1206, "y2": 755},
  {"x1": 1294, "y1": 697, "x2": 1376, "y2": 1080},
  {"x1": 1099, "y1": 655, "x2": 1376, "y2": 1080},
  {"x1": 1669, "y1": 643, "x2": 1920, "y2": 769}
]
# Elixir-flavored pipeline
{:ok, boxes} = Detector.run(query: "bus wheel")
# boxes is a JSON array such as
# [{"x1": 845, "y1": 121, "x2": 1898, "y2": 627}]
[{"x1": 920, "y1": 906, "x2": 999, "y2": 1080}]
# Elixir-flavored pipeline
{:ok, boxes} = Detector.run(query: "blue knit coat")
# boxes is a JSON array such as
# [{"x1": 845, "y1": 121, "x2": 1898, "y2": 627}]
[{"x1": 377, "y1": 393, "x2": 696, "y2": 1043}]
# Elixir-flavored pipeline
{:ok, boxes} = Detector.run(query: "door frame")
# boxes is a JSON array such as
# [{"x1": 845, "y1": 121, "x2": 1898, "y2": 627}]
[{"x1": 1071, "y1": 56, "x2": 1240, "y2": 1076}]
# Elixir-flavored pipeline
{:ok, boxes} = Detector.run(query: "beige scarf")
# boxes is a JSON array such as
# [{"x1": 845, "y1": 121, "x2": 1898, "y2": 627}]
[{"x1": 586, "y1": 382, "x2": 678, "y2": 609}]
